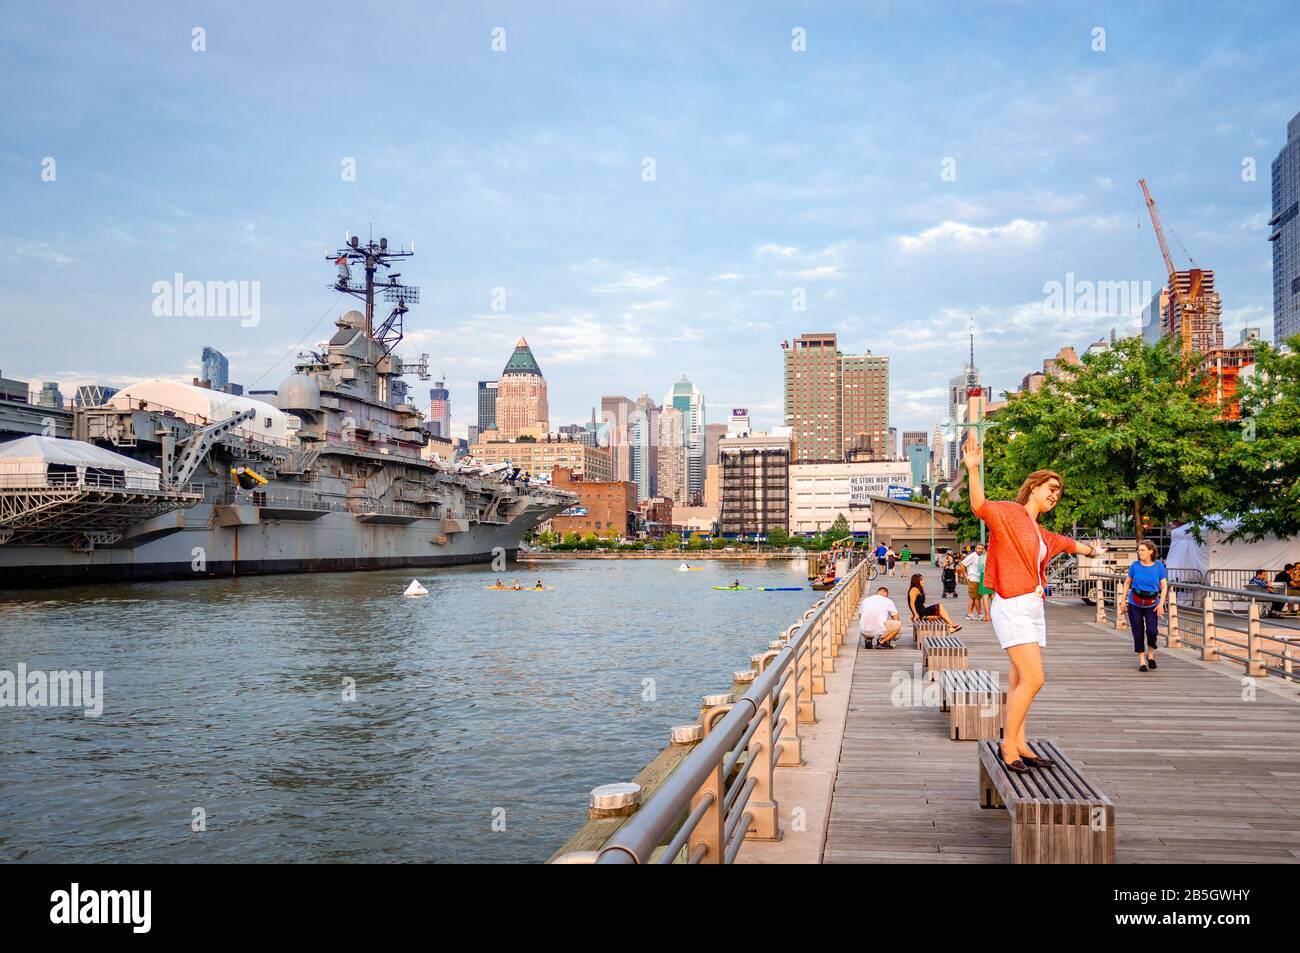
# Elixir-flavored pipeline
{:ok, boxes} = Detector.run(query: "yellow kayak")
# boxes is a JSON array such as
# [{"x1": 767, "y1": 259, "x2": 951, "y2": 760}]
[{"x1": 484, "y1": 586, "x2": 551, "y2": 591}]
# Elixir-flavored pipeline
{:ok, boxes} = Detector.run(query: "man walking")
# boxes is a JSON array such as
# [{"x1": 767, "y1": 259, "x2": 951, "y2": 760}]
[
  {"x1": 961, "y1": 543, "x2": 984, "y2": 620},
  {"x1": 858, "y1": 585, "x2": 902, "y2": 649},
  {"x1": 899, "y1": 545, "x2": 912, "y2": 576}
]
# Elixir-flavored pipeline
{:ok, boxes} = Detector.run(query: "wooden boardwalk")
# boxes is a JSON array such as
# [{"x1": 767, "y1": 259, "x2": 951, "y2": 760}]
[{"x1": 823, "y1": 567, "x2": 1300, "y2": 863}]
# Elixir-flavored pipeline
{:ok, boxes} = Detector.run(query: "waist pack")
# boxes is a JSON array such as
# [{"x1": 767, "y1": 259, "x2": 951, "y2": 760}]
[{"x1": 1131, "y1": 588, "x2": 1160, "y2": 607}]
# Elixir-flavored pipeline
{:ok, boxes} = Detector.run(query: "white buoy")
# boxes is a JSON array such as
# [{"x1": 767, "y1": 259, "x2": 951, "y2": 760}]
[
  {"x1": 678, "y1": 563, "x2": 690, "y2": 571},
  {"x1": 403, "y1": 579, "x2": 428, "y2": 597}
]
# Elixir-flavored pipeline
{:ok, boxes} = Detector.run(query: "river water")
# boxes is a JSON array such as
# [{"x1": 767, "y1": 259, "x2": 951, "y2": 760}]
[{"x1": 0, "y1": 557, "x2": 826, "y2": 863}]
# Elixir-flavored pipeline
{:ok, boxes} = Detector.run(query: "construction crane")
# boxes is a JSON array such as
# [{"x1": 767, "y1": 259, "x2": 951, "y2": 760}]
[{"x1": 1138, "y1": 179, "x2": 1202, "y2": 353}]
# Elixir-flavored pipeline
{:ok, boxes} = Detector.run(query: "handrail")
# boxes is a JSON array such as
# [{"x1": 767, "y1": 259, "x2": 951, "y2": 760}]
[{"x1": 593, "y1": 555, "x2": 868, "y2": 864}]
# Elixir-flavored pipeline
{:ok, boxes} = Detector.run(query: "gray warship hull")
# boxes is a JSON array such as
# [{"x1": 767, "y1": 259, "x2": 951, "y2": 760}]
[{"x1": 0, "y1": 499, "x2": 561, "y2": 586}]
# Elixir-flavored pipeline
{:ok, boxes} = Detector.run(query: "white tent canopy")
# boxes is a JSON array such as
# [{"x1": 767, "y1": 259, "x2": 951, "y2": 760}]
[
  {"x1": 0, "y1": 435, "x2": 161, "y2": 490},
  {"x1": 1166, "y1": 519, "x2": 1296, "y2": 577}
]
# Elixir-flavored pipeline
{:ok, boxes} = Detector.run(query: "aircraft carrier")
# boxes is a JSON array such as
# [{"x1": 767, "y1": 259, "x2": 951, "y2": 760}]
[{"x1": 0, "y1": 234, "x2": 574, "y2": 586}]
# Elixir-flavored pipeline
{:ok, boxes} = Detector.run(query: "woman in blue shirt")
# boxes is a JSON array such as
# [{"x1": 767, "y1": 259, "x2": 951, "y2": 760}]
[{"x1": 1120, "y1": 540, "x2": 1169, "y2": 671}]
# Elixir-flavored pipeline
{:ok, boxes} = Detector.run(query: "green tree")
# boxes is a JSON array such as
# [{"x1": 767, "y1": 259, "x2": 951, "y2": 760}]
[
  {"x1": 563, "y1": 531, "x2": 581, "y2": 547},
  {"x1": 826, "y1": 513, "x2": 851, "y2": 542},
  {"x1": 1220, "y1": 337, "x2": 1300, "y2": 539},
  {"x1": 664, "y1": 531, "x2": 682, "y2": 548},
  {"x1": 768, "y1": 525, "x2": 790, "y2": 547},
  {"x1": 951, "y1": 337, "x2": 1231, "y2": 541}
]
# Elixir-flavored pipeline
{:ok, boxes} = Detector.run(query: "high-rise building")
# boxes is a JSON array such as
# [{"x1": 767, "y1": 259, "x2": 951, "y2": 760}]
[
  {"x1": 887, "y1": 427, "x2": 899, "y2": 459},
  {"x1": 201, "y1": 346, "x2": 229, "y2": 391},
  {"x1": 931, "y1": 423, "x2": 946, "y2": 482},
  {"x1": 719, "y1": 432, "x2": 791, "y2": 537},
  {"x1": 946, "y1": 336, "x2": 990, "y2": 480},
  {"x1": 428, "y1": 380, "x2": 451, "y2": 439},
  {"x1": 601, "y1": 395, "x2": 638, "y2": 483},
  {"x1": 37, "y1": 381, "x2": 65, "y2": 409},
  {"x1": 73, "y1": 384, "x2": 120, "y2": 408},
  {"x1": 477, "y1": 380, "x2": 499, "y2": 434},
  {"x1": 783, "y1": 333, "x2": 889, "y2": 463},
  {"x1": 628, "y1": 394, "x2": 659, "y2": 501},
  {"x1": 704, "y1": 422, "x2": 727, "y2": 467},
  {"x1": 902, "y1": 431, "x2": 928, "y2": 455},
  {"x1": 494, "y1": 338, "x2": 548, "y2": 438},
  {"x1": 726, "y1": 408, "x2": 751, "y2": 437},
  {"x1": 1271, "y1": 110, "x2": 1300, "y2": 344},
  {"x1": 1166, "y1": 270, "x2": 1224, "y2": 354},
  {"x1": 656, "y1": 405, "x2": 688, "y2": 502},
  {"x1": 783, "y1": 333, "x2": 840, "y2": 463},
  {"x1": 665, "y1": 376, "x2": 706, "y2": 499}
]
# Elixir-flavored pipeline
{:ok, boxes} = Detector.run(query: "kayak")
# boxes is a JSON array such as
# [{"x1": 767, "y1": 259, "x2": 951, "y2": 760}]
[
  {"x1": 484, "y1": 586, "x2": 551, "y2": 591},
  {"x1": 677, "y1": 566, "x2": 705, "y2": 571},
  {"x1": 757, "y1": 587, "x2": 803, "y2": 591},
  {"x1": 712, "y1": 585, "x2": 752, "y2": 591},
  {"x1": 811, "y1": 581, "x2": 840, "y2": 590}
]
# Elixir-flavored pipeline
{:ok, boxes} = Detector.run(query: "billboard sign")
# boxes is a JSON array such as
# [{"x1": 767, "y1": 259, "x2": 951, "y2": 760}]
[
  {"x1": 887, "y1": 484, "x2": 913, "y2": 501},
  {"x1": 847, "y1": 469, "x2": 913, "y2": 508}
]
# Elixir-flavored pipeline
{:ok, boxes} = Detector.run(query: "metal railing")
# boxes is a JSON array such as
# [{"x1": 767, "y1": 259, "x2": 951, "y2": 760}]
[
  {"x1": 1090, "y1": 573, "x2": 1300, "y2": 683},
  {"x1": 0, "y1": 469, "x2": 162, "y2": 492},
  {"x1": 564, "y1": 556, "x2": 870, "y2": 864}
]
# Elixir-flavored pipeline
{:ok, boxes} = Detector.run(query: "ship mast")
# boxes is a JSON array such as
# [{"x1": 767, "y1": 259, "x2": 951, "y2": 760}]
[{"x1": 328, "y1": 233, "x2": 420, "y2": 347}]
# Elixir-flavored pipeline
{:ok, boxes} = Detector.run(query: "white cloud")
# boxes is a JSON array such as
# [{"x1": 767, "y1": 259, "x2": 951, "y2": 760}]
[
  {"x1": 896, "y1": 218, "x2": 1045, "y2": 253},
  {"x1": 709, "y1": 272, "x2": 742, "y2": 281},
  {"x1": 591, "y1": 270, "x2": 670, "y2": 293},
  {"x1": 757, "y1": 243, "x2": 799, "y2": 257}
]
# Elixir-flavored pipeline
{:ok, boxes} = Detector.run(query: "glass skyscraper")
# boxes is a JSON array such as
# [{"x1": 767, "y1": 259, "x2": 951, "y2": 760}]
[
  {"x1": 201, "y1": 346, "x2": 229, "y2": 391},
  {"x1": 1270, "y1": 110, "x2": 1300, "y2": 344}
]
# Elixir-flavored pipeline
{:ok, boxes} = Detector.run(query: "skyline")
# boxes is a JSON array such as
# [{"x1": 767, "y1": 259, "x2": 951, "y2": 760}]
[{"x1": 3, "y1": 2, "x2": 1298, "y2": 440}]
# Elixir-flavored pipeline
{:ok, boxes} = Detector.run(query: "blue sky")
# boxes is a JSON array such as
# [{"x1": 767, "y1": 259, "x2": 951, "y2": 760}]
[{"x1": 2, "y1": 1, "x2": 1296, "y2": 441}]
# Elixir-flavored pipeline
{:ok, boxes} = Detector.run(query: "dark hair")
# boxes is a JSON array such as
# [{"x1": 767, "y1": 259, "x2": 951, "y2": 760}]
[
  {"x1": 1286, "y1": 564, "x2": 1295, "y2": 572},
  {"x1": 1256, "y1": 569, "x2": 1268, "y2": 576},
  {"x1": 909, "y1": 573, "x2": 924, "y2": 593},
  {"x1": 877, "y1": 586, "x2": 889, "y2": 595}
]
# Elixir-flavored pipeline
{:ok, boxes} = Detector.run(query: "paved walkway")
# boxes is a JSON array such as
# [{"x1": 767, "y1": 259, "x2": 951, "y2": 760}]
[{"x1": 823, "y1": 565, "x2": 1300, "y2": 863}]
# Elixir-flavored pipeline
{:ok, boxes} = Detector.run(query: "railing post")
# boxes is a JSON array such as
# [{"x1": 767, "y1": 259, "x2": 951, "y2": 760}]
[
  {"x1": 1094, "y1": 581, "x2": 1104, "y2": 624},
  {"x1": 746, "y1": 685, "x2": 780, "y2": 841},
  {"x1": 1246, "y1": 601, "x2": 1266, "y2": 677},
  {"x1": 690, "y1": 706, "x2": 730, "y2": 864},
  {"x1": 1166, "y1": 597, "x2": 1180, "y2": 648},
  {"x1": 1114, "y1": 583, "x2": 1127, "y2": 631},
  {"x1": 796, "y1": 642, "x2": 817, "y2": 724},
  {"x1": 1202, "y1": 593, "x2": 1219, "y2": 662},
  {"x1": 810, "y1": 616, "x2": 827, "y2": 693},
  {"x1": 774, "y1": 652, "x2": 804, "y2": 766}
]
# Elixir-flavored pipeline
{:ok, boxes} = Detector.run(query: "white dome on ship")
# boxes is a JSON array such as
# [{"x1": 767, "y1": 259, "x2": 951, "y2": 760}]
[
  {"x1": 278, "y1": 374, "x2": 321, "y2": 411},
  {"x1": 111, "y1": 379, "x2": 291, "y2": 446}
]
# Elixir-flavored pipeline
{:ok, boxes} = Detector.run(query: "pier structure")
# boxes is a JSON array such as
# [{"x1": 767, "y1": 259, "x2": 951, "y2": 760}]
[{"x1": 552, "y1": 562, "x2": 1300, "y2": 864}]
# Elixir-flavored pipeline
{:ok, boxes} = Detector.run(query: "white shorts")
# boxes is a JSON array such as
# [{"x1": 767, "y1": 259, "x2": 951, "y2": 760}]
[{"x1": 989, "y1": 591, "x2": 1047, "y2": 650}]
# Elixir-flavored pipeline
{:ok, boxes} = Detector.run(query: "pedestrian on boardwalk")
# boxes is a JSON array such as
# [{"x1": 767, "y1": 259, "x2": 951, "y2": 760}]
[
  {"x1": 858, "y1": 585, "x2": 902, "y2": 649},
  {"x1": 875, "y1": 541, "x2": 889, "y2": 576},
  {"x1": 961, "y1": 544, "x2": 984, "y2": 619},
  {"x1": 941, "y1": 553, "x2": 958, "y2": 598},
  {"x1": 962, "y1": 437, "x2": 1103, "y2": 774},
  {"x1": 1288, "y1": 563, "x2": 1300, "y2": 614},
  {"x1": 899, "y1": 545, "x2": 912, "y2": 576},
  {"x1": 1120, "y1": 540, "x2": 1168, "y2": 672},
  {"x1": 887, "y1": 547, "x2": 897, "y2": 576},
  {"x1": 907, "y1": 574, "x2": 962, "y2": 634},
  {"x1": 977, "y1": 547, "x2": 994, "y2": 620}
]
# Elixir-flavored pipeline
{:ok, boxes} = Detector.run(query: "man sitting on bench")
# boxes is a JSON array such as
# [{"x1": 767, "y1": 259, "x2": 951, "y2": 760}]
[{"x1": 858, "y1": 586, "x2": 902, "y2": 649}]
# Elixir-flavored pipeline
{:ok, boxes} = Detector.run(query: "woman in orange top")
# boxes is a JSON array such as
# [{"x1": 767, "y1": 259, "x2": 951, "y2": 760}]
[{"x1": 963, "y1": 438, "x2": 1102, "y2": 774}]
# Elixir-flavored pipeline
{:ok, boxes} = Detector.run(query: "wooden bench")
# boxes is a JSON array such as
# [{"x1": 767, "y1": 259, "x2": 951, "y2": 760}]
[
  {"x1": 977, "y1": 738, "x2": 1115, "y2": 863},
  {"x1": 911, "y1": 617, "x2": 946, "y2": 649},
  {"x1": 921, "y1": 635, "x2": 967, "y2": 678},
  {"x1": 940, "y1": 669, "x2": 1004, "y2": 740}
]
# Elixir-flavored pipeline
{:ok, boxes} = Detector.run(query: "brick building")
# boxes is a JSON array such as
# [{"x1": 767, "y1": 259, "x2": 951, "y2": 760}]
[{"x1": 547, "y1": 467, "x2": 638, "y2": 537}]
